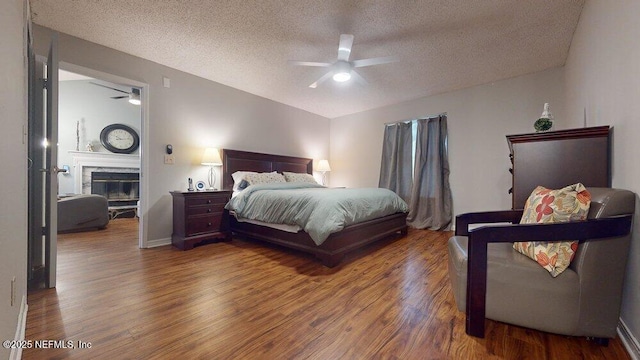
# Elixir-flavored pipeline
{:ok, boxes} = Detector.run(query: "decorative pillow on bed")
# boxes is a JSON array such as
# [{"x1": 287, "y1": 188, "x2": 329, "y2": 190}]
[
  {"x1": 283, "y1": 171, "x2": 318, "y2": 184},
  {"x1": 513, "y1": 183, "x2": 591, "y2": 277},
  {"x1": 232, "y1": 171, "x2": 257, "y2": 191},
  {"x1": 243, "y1": 172, "x2": 286, "y2": 187}
]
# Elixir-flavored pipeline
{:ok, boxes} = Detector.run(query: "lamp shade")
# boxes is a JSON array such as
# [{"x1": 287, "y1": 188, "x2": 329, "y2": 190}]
[
  {"x1": 317, "y1": 159, "x2": 331, "y2": 172},
  {"x1": 201, "y1": 148, "x2": 222, "y2": 166}
]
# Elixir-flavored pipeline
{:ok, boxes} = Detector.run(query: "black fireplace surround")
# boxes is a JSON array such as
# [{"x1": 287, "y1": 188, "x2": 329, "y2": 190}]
[{"x1": 91, "y1": 171, "x2": 139, "y2": 207}]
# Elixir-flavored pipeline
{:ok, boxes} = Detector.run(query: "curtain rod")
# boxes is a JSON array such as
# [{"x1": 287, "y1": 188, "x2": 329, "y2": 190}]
[{"x1": 384, "y1": 112, "x2": 447, "y2": 126}]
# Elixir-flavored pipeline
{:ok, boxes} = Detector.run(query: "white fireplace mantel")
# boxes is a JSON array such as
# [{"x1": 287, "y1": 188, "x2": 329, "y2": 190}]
[{"x1": 70, "y1": 151, "x2": 140, "y2": 194}]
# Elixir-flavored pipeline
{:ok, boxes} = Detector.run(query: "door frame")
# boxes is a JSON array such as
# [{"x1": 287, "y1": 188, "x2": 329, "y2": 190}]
[
  {"x1": 58, "y1": 62, "x2": 149, "y2": 248},
  {"x1": 29, "y1": 46, "x2": 57, "y2": 288}
]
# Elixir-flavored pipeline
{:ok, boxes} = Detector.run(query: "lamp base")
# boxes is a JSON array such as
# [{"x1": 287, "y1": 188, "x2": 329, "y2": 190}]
[{"x1": 207, "y1": 166, "x2": 218, "y2": 191}]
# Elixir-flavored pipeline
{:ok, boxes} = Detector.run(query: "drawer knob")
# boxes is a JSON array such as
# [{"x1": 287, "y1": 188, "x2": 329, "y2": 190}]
[
  {"x1": 207, "y1": 208, "x2": 212, "y2": 213},
  {"x1": 207, "y1": 200, "x2": 212, "y2": 204},
  {"x1": 207, "y1": 222, "x2": 212, "y2": 226}
]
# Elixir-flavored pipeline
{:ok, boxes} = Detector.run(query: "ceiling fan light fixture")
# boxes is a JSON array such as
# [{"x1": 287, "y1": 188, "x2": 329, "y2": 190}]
[
  {"x1": 332, "y1": 60, "x2": 352, "y2": 82},
  {"x1": 333, "y1": 71, "x2": 351, "y2": 82},
  {"x1": 292, "y1": 34, "x2": 396, "y2": 88},
  {"x1": 128, "y1": 88, "x2": 141, "y2": 105}
]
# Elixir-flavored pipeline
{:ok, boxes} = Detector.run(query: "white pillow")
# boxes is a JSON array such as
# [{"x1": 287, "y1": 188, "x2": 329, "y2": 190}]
[
  {"x1": 231, "y1": 171, "x2": 257, "y2": 191},
  {"x1": 283, "y1": 171, "x2": 318, "y2": 184}
]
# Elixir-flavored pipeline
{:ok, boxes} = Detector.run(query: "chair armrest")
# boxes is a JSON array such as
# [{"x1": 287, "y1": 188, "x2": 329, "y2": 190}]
[
  {"x1": 464, "y1": 214, "x2": 633, "y2": 338},
  {"x1": 468, "y1": 214, "x2": 632, "y2": 243},
  {"x1": 454, "y1": 210, "x2": 523, "y2": 236}
]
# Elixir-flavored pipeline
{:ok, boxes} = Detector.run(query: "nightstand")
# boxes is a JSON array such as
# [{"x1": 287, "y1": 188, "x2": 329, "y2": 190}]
[{"x1": 170, "y1": 190, "x2": 232, "y2": 250}]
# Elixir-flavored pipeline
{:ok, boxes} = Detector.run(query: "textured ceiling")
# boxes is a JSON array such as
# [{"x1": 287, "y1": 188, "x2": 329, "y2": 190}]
[{"x1": 30, "y1": 0, "x2": 584, "y2": 119}]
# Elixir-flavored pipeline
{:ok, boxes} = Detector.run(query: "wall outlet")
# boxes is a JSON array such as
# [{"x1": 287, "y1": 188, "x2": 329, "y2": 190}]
[
  {"x1": 164, "y1": 155, "x2": 175, "y2": 165},
  {"x1": 11, "y1": 277, "x2": 15, "y2": 306}
]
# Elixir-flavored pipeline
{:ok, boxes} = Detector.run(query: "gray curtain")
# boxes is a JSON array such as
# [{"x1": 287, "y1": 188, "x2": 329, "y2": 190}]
[
  {"x1": 407, "y1": 115, "x2": 452, "y2": 230},
  {"x1": 378, "y1": 121, "x2": 413, "y2": 203}
]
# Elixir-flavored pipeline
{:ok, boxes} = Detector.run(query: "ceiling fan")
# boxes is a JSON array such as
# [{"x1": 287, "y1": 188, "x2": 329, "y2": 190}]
[
  {"x1": 90, "y1": 82, "x2": 141, "y2": 105},
  {"x1": 289, "y1": 34, "x2": 398, "y2": 88}
]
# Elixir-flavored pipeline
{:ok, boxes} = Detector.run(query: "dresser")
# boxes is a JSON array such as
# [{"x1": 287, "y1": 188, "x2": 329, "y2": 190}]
[
  {"x1": 506, "y1": 126, "x2": 611, "y2": 210},
  {"x1": 171, "y1": 190, "x2": 232, "y2": 250}
]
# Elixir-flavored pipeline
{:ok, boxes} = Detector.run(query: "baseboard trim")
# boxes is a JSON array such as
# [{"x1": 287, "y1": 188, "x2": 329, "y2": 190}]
[
  {"x1": 619, "y1": 319, "x2": 640, "y2": 360},
  {"x1": 10, "y1": 295, "x2": 28, "y2": 360},
  {"x1": 146, "y1": 237, "x2": 171, "y2": 248}
]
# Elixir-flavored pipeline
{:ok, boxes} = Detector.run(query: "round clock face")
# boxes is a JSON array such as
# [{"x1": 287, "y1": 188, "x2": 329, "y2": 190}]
[{"x1": 100, "y1": 124, "x2": 140, "y2": 154}]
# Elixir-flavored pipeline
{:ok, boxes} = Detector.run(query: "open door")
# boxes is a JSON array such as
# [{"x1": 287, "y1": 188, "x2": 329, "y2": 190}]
[{"x1": 28, "y1": 33, "x2": 63, "y2": 289}]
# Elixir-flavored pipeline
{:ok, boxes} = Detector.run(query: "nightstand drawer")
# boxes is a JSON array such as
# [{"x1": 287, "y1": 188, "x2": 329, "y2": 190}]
[
  {"x1": 186, "y1": 214, "x2": 222, "y2": 235},
  {"x1": 186, "y1": 196, "x2": 227, "y2": 208},
  {"x1": 187, "y1": 205, "x2": 223, "y2": 216}
]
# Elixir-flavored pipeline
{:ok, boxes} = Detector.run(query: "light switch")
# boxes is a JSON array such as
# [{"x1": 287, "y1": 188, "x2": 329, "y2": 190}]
[
  {"x1": 164, "y1": 154, "x2": 175, "y2": 165},
  {"x1": 163, "y1": 77, "x2": 171, "y2": 88}
]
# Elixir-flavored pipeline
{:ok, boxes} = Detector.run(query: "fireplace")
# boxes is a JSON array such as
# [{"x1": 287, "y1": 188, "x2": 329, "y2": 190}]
[{"x1": 91, "y1": 171, "x2": 140, "y2": 207}]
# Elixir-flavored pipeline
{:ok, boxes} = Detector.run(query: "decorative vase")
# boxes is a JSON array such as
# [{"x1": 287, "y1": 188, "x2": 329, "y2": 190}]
[{"x1": 534, "y1": 103, "x2": 554, "y2": 132}]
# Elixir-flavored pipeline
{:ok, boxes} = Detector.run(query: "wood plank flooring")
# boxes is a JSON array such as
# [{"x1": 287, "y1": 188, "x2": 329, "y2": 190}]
[{"x1": 24, "y1": 218, "x2": 630, "y2": 359}]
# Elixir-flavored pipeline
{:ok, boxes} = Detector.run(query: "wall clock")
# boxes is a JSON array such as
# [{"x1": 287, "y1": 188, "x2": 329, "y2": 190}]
[{"x1": 99, "y1": 124, "x2": 140, "y2": 154}]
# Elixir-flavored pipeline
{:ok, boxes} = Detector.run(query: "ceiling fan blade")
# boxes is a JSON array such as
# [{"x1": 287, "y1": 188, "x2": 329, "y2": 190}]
[
  {"x1": 288, "y1": 61, "x2": 332, "y2": 67},
  {"x1": 90, "y1": 82, "x2": 130, "y2": 94},
  {"x1": 350, "y1": 70, "x2": 368, "y2": 86},
  {"x1": 111, "y1": 96, "x2": 128, "y2": 99},
  {"x1": 352, "y1": 56, "x2": 399, "y2": 68},
  {"x1": 337, "y1": 34, "x2": 354, "y2": 61},
  {"x1": 309, "y1": 71, "x2": 334, "y2": 89}
]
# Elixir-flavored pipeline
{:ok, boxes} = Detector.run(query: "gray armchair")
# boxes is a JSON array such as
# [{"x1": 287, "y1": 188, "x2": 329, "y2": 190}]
[
  {"x1": 448, "y1": 187, "x2": 635, "y2": 343},
  {"x1": 58, "y1": 194, "x2": 109, "y2": 233}
]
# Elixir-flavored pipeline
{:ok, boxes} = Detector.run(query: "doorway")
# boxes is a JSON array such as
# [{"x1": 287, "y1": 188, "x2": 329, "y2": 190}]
[
  {"x1": 57, "y1": 65, "x2": 147, "y2": 248},
  {"x1": 29, "y1": 62, "x2": 147, "y2": 289},
  {"x1": 28, "y1": 53, "x2": 149, "y2": 289}
]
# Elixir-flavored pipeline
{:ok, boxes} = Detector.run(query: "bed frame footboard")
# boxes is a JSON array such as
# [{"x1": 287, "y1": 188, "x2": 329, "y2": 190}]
[{"x1": 229, "y1": 212, "x2": 408, "y2": 267}]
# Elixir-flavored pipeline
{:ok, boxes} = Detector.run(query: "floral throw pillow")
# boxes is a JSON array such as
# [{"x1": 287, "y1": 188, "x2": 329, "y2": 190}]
[
  {"x1": 513, "y1": 183, "x2": 591, "y2": 277},
  {"x1": 243, "y1": 172, "x2": 286, "y2": 186}
]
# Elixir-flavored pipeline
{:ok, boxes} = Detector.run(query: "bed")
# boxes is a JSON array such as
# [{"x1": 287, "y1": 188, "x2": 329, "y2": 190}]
[{"x1": 222, "y1": 149, "x2": 409, "y2": 267}]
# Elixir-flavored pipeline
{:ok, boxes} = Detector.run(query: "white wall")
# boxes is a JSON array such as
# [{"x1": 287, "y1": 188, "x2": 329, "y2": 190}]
[
  {"x1": 0, "y1": 0, "x2": 28, "y2": 358},
  {"x1": 58, "y1": 80, "x2": 141, "y2": 194},
  {"x1": 563, "y1": 0, "x2": 640, "y2": 351},
  {"x1": 33, "y1": 25, "x2": 330, "y2": 243},
  {"x1": 330, "y1": 67, "x2": 565, "y2": 217}
]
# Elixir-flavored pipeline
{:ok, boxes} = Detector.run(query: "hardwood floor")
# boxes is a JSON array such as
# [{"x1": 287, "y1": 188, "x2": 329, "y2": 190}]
[{"x1": 24, "y1": 218, "x2": 630, "y2": 359}]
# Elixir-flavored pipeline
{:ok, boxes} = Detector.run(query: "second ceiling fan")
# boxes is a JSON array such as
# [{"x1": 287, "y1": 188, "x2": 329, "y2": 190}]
[
  {"x1": 91, "y1": 82, "x2": 141, "y2": 105},
  {"x1": 289, "y1": 34, "x2": 398, "y2": 88}
]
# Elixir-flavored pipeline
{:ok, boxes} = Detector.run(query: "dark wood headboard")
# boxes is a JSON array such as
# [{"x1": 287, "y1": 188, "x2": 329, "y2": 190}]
[{"x1": 221, "y1": 149, "x2": 313, "y2": 191}]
